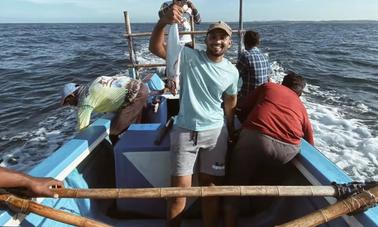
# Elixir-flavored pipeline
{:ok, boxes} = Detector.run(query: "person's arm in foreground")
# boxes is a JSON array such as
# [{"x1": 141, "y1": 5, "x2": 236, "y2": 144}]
[
  {"x1": 0, "y1": 167, "x2": 63, "y2": 197},
  {"x1": 149, "y1": 3, "x2": 183, "y2": 59}
]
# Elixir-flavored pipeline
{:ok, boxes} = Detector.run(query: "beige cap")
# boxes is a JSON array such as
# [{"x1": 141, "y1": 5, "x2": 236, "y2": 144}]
[{"x1": 207, "y1": 21, "x2": 232, "y2": 37}]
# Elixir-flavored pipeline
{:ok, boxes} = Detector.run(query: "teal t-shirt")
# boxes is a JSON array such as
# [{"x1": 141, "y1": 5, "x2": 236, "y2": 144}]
[{"x1": 175, "y1": 47, "x2": 239, "y2": 131}]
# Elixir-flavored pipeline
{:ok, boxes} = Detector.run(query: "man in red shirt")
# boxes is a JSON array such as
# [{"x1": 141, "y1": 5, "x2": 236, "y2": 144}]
[{"x1": 224, "y1": 71, "x2": 314, "y2": 227}]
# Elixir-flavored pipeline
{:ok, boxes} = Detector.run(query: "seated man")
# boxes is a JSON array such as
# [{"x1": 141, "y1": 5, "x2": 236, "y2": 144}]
[
  {"x1": 60, "y1": 75, "x2": 164, "y2": 144},
  {"x1": 224, "y1": 72, "x2": 314, "y2": 227},
  {"x1": 0, "y1": 167, "x2": 63, "y2": 197}
]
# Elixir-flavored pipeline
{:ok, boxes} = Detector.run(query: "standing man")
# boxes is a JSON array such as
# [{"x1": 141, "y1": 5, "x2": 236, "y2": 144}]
[
  {"x1": 224, "y1": 72, "x2": 314, "y2": 227},
  {"x1": 236, "y1": 30, "x2": 270, "y2": 115},
  {"x1": 149, "y1": 3, "x2": 238, "y2": 227},
  {"x1": 60, "y1": 75, "x2": 149, "y2": 144}
]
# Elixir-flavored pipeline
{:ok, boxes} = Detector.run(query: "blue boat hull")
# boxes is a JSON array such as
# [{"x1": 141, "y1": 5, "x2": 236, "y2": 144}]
[{"x1": 1, "y1": 97, "x2": 377, "y2": 227}]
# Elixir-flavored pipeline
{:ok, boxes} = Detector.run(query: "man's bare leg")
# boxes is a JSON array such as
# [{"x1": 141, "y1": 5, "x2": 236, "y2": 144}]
[
  {"x1": 167, "y1": 175, "x2": 192, "y2": 227},
  {"x1": 200, "y1": 173, "x2": 223, "y2": 227}
]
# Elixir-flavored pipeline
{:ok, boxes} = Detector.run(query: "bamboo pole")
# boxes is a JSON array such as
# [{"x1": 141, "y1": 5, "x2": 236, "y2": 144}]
[
  {"x1": 124, "y1": 11, "x2": 139, "y2": 79},
  {"x1": 51, "y1": 185, "x2": 337, "y2": 199},
  {"x1": 0, "y1": 194, "x2": 110, "y2": 227},
  {"x1": 238, "y1": 0, "x2": 244, "y2": 56},
  {"x1": 190, "y1": 15, "x2": 196, "y2": 48},
  {"x1": 277, "y1": 185, "x2": 378, "y2": 227}
]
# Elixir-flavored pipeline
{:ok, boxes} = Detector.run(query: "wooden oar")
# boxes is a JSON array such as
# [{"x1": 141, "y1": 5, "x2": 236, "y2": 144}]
[
  {"x1": 276, "y1": 185, "x2": 378, "y2": 227},
  {"x1": 0, "y1": 194, "x2": 110, "y2": 227},
  {"x1": 51, "y1": 185, "x2": 338, "y2": 199}
]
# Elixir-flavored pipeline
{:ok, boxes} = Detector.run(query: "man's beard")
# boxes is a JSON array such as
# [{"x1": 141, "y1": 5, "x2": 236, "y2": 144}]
[{"x1": 206, "y1": 47, "x2": 227, "y2": 58}]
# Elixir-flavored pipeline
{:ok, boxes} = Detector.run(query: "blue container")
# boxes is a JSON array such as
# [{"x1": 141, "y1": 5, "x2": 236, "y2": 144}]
[{"x1": 142, "y1": 96, "x2": 167, "y2": 124}]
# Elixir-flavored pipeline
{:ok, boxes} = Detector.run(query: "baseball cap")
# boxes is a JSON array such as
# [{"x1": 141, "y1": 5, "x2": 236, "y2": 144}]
[
  {"x1": 60, "y1": 83, "x2": 79, "y2": 105},
  {"x1": 207, "y1": 21, "x2": 232, "y2": 37}
]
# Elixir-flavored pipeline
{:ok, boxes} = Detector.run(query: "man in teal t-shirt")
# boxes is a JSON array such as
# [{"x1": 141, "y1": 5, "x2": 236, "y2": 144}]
[{"x1": 150, "y1": 3, "x2": 238, "y2": 226}]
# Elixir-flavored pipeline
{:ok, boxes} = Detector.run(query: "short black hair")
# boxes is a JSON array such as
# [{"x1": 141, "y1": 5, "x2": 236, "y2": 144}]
[
  {"x1": 244, "y1": 30, "x2": 260, "y2": 48},
  {"x1": 282, "y1": 71, "x2": 306, "y2": 96}
]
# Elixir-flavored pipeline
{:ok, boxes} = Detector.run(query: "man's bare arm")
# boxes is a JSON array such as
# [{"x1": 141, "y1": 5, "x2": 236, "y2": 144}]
[
  {"x1": 223, "y1": 94, "x2": 237, "y2": 139},
  {"x1": 0, "y1": 167, "x2": 63, "y2": 197}
]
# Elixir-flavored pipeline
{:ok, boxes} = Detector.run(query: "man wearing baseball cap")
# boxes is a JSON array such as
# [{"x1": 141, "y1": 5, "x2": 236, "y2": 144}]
[{"x1": 150, "y1": 3, "x2": 238, "y2": 226}]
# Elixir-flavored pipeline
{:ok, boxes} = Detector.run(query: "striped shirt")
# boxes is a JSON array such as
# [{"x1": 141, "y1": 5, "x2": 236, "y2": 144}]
[{"x1": 237, "y1": 47, "x2": 270, "y2": 97}]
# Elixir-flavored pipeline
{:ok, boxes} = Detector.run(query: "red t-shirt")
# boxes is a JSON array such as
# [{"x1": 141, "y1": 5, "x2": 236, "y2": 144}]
[{"x1": 240, "y1": 82, "x2": 314, "y2": 145}]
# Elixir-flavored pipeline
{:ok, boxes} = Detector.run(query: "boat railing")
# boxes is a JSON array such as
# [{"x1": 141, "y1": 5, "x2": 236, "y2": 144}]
[
  {"x1": 123, "y1": 11, "x2": 245, "y2": 75},
  {"x1": 124, "y1": 29, "x2": 245, "y2": 38}
]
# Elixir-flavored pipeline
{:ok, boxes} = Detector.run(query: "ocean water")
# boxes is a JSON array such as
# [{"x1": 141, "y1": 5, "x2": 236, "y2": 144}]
[{"x1": 0, "y1": 22, "x2": 377, "y2": 181}]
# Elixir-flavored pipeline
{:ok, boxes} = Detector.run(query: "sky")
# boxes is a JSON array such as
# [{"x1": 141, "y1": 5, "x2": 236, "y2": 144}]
[{"x1": 1, "y1": 0, "x2": 378, "y2": 23}]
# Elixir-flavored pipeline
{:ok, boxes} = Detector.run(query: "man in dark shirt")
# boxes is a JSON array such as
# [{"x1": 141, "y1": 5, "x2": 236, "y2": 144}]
[
  {"x1": 224, "y1": 72, "x2": 314, "y2": 227},
  {"x1": 237, "y1": 30, "x2": 270, "y2": 99}
]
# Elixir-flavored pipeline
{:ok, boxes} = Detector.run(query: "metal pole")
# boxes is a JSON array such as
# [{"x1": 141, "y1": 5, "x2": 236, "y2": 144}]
[
  {"x1": 191, "y1": 15, "x2": 196, "y2": 48},
  {"x1": 238, "y1": 0, "x2": 244, "y2": 56},
  {"x1": 124, "y1": 11, "x2": 139, "y2": 79}
]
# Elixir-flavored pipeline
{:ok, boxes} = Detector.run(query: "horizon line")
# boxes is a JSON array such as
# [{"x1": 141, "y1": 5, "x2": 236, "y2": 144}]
[{"x1": 1, "y1": 19, "x2": 378, "y2": 24}]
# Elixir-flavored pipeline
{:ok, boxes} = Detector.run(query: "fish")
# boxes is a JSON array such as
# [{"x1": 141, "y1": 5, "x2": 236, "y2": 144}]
[{"x1": 166, "y1": 23, "x2": 184, "y2": 95}]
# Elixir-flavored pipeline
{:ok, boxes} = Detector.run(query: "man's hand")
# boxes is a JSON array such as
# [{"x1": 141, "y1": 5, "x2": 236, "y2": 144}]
[
  {"x1": 159, "y1": 3, "x2": 184, "y2": 25},
  {"x1": 27, "y1": 177, "x2": 64, "y2": 198},
  {"x1": 165, "y1": 79, "x2": 177, "y2": 95},
  {"x1": 186, "y1": 1, "x2": 196, "y2": 10}
]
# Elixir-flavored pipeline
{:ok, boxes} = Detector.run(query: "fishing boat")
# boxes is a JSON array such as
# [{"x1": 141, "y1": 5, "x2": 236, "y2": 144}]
[{"x1": 1, "y1": 1, "x2": 378, "y2": 226}]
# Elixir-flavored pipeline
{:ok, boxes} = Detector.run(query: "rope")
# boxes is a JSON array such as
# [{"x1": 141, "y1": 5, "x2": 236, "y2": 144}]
[
  {"x1": 4, "y1": 195, "x2": 29, "y2": 214},
  {"x1": 310, "y1": 186, "x2": 315, "y2": 196},
  {"x1": 319, "y1": 208, "x2": 328, "y2": 223},
  {"x1": 333, "y1": 181, "x2": 378, "y2": 199},
  {"x1": 342, "y1": 200, "x2": 353, "y2": 213}
]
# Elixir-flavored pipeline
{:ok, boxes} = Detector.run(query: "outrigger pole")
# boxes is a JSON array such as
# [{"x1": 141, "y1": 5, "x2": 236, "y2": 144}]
[
  {"x1": 40, "y1": 182, "x2": 377, "y2": 199},
  {"x1": 278, "y1": 185, "x2": 378, "y2": 227},
  {"x1": 0, "y1": 194, "x2": 110, "y2": 227},
  {"x1": 50, "y1": 185, "x2": 337, "y2": 198}
]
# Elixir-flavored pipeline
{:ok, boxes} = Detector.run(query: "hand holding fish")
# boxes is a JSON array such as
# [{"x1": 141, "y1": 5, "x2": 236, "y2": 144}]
[
  {"x1": 159, "y1": 3, "x2": 184, "y2": 25},
  {"x1": 165, "y1": 79, "x2": 177, "y2": 96}
]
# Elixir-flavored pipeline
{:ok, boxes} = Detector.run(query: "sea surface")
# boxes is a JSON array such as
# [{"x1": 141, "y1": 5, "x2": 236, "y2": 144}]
[{"x1": 0, "y1": 22, "x2": 377, "y2": 181}]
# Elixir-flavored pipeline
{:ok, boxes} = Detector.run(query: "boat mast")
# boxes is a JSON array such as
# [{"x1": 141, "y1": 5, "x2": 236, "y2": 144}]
[
  {"x1": 238, "y1": 0, "x2": 244, "y2": 56},
  {"x1": 124, "y1": 11, "x2": 139, "y2": 79}
]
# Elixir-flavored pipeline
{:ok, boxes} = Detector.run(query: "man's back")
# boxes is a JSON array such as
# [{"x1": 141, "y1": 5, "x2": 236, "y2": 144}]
[
  {"x1": 237, "y1": 47, "x2": 270, "y2": 97},
  {"x1": 243, "y1": 82, "x2": 313, "y2": 145},
  {"x1": 79, "y1": 76, "x2": 131, "y2": 112},
  {"x1": 77, "y1": 76, "x2": 135, "y2": 130}
]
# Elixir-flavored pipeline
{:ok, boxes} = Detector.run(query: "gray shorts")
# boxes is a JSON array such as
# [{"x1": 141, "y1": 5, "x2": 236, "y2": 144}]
[{"x1": 170, "y1": 125, "x2": 228, "y2": 176}]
